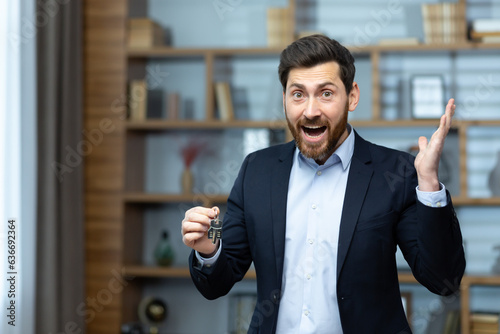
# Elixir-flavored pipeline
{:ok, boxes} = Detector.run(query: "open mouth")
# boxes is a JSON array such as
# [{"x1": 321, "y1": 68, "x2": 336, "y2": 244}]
[{"x1": 302, "y1": 125, "x2": 327, "y2": 139}]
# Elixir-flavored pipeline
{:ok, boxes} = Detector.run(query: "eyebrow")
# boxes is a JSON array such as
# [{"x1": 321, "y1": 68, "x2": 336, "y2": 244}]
[{"x1": 288, "y1": 81, "x2": 338, "y2": 90}]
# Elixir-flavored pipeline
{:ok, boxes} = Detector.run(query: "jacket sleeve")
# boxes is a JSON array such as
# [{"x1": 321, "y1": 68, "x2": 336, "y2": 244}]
[
  {"x1": 189, "y1": 154, "x2": 254, "y2": 300},
  {"x1": 397, "y1": 166, "x2": 466, "y2": 296}
]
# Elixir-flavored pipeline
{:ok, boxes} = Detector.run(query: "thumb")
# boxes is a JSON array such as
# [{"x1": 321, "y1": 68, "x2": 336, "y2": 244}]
[
  {"x1": 211, "y1": 206, "x2": 220, "y2": 218},
  {"x1": 418, "y1": 136, "x2": 428, "y2": 153}
]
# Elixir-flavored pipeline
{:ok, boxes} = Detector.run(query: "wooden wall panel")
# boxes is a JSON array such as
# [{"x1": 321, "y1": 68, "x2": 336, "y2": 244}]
[{"x1": 83, "y1": 0, "x2": 127, "y2": 332}]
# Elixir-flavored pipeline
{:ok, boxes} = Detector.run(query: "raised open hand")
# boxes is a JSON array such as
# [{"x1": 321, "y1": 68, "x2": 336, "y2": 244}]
[{"x1": 414, "y1": 98, "x2": 456, "y2": 192}]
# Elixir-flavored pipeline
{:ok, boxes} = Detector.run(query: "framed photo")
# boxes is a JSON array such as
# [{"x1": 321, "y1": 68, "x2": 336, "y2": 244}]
[
  {"x1": 401, "y1": 291, "x2": 412, "y2": 326},
  {"x1": 410, "y1": 75, "x2": 445, "y2": 119}
]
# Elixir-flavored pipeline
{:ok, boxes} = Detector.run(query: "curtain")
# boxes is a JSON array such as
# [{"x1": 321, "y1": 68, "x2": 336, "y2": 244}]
[{"x1": 36, "y1": 0, "x2": 85, "y2": 332}]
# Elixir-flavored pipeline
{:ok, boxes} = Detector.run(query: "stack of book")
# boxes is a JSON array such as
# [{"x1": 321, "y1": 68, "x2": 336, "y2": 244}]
[
  {"x1": 127, "y1": 18, "x2": 164, "y2": 48},
  {"x1": 470, "y1": 19, "x2": 500, "y2": 44},
  {"x1": 470, "y1": 312, "x2": 500, "y2": 334},
  {"x1": 421, "y1": 2, "x2": 467, "y2": 44},
  {"x1": 267, "y1": 7, "x2": 294, "y2": 48}
]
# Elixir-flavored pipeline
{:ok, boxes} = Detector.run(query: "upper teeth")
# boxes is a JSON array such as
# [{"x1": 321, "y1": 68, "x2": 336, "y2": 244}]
[{"x1": 305, "y1": 126, "x2": 321, "y2": 129}]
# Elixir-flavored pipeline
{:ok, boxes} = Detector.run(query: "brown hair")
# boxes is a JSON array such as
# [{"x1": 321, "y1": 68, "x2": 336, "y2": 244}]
[{"x1": 278, "y1": 34, "x2": 356, "y2": 94}]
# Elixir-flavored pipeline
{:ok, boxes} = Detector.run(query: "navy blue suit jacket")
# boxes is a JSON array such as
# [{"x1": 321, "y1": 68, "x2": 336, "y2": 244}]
[{"x1": 189, "y1": 131, "x2": 465, "y2": 334}]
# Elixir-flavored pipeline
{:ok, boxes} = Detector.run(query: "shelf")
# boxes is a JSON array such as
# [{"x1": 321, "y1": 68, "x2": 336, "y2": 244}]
[
  {"x1": 123, "y1": 265, "x2": 257, "y2": 279},
  {"x1": 127, "y1": 42, "x2": 500, "y2": 58},
  {"x1": 462, "y1": 274, "x2": 500, "y2": 286},
  {"x1": 126, "y1": 119, "x2": 288, "y2": 131},
  {"x1": 123, "y1": 192, "x2": 228, "y2": 204},
  {"x1": 127, "y1": 46, "x2": 284, "y2": 58},
  {"x1": 398, "y1": 271, "x2": 418, "y2": 284},
  {"x1": 398, "y1": 272, "x2": 500, "y2": 286},
  {"x1": 124, "y1": 266, "x2": 192, "y2": 278},
  {"x1": 452, "y1": 197, "x2": 500, "y2": 206}
]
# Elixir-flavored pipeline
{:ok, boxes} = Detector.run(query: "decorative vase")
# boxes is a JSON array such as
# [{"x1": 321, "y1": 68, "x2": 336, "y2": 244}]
[
  {"x1": 488, "y1": 151, "x2": 500, "y2": 197},
  {"x1": 154, "y1": 231, "x2": 175, "y2": 267},
  {"x1": 181, "y1": 168, "x2": 194, "y2": 194}
]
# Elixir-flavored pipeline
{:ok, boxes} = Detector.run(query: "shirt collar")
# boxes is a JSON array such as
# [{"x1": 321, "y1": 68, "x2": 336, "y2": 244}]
[{"x1": 296, "y1": 123, "x2": 355, "y2": 171}]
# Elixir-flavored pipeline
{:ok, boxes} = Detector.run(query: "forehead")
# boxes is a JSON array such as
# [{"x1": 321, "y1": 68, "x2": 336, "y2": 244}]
[{"x1": 287, "y1": 61, "x2": 342, "y2": 88}]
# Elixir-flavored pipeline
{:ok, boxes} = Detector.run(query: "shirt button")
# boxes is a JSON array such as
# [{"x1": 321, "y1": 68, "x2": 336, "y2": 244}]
[
  {"x1": 304, "y1": 310, "x2": 310, "y2": 316},
  {"x1": 312, "y1": 204, "x2": 317, "y2": 210},
  {"x1": 306, "y1": 274, "x2": 312, "y2": 280},
  {"x1": 436, "y1": 202, "x2": 442, "y2": 207},
  {"x1": 317, "y1": 171, "x2": 322, "y2": 176},
  {"x1": 308, "y1": 239, "x2": 314, "y2": 244}
]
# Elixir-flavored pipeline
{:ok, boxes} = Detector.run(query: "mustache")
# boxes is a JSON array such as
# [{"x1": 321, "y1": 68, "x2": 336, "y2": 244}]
[{"x1": 298, "y1": 118, "x2": 328, "y2": 127}]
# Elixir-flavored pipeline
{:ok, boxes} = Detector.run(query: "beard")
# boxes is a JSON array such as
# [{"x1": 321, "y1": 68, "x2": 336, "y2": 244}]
[{"x1": 285, "y1": 102, "x2": 349, "y2": 164}]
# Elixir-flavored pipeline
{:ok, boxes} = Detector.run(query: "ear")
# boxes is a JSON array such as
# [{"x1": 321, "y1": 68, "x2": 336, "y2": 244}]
[
  {"x1": 282, "y1": 91, "x2": 286, "y2": 112},
  {"x1": 348, "y1": 82, "x2": 360, "y2": 112}
]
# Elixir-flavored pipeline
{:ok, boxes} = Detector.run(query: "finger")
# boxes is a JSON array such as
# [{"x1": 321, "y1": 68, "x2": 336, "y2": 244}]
[
  {"x1": 182, "y1": 231, "x2": 206, "y2": 245},
  {"x1": 187, "y1": 206, "x2": 218, "y2": 219},
  {"x1": 182, "y1": 220, "x2": 209, "y2": 235},
  {"x1": 444, "y1": 98, "x2": 455, "y2": 128},
  {"x1": 183, "y1": 212, "x2": 212, "y2": 228}
]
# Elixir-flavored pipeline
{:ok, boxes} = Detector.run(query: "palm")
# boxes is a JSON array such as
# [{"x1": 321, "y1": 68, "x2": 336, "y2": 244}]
[{"x1": 414, "y1": 98, "x2": 455, "y2": 192}]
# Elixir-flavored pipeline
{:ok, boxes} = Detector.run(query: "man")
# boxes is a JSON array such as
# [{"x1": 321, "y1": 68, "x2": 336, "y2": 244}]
[{"x1": 181, "y1": 35, "x2": 465, "y2": 334}]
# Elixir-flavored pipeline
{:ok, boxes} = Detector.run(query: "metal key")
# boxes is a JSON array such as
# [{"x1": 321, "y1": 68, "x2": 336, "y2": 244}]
[{"x1": 207, "y1": 212, "x2": 222, "y2": 244}]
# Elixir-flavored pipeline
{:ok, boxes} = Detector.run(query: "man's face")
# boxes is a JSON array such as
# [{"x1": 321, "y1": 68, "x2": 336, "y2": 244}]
[{"x1": 283, "y1": 61, "x2": 359, "y2": 165}]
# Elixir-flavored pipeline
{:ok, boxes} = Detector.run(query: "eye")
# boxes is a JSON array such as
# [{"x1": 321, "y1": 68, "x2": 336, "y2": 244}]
[
  {"x1": 293, "y1": 92, "x2": 303, "y2": 99},
  {"x1": 322, "y1": 91, "x2": 333, "y2": 98}
]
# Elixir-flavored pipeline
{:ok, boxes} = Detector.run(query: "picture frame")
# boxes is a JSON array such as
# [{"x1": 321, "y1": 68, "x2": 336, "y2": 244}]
[{"x1": 410, "y1": 75, "x2": 445, "y2": 119}]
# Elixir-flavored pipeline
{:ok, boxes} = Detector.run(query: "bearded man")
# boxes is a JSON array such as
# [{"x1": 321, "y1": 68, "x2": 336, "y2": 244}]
[{"x1": 182, "y1": 34, "x2": 465, "y2": 334}]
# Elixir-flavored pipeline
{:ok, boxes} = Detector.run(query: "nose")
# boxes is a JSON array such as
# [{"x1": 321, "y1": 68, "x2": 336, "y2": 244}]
[{"x1": 304, "y1": 97, "x2": 321, "y2": 119}]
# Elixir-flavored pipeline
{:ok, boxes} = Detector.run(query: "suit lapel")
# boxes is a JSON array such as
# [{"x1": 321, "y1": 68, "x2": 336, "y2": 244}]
[
  {"x1": 271, "y1": 141, "x2": 295, "y2": 287},
  {"x1": 337, "y1": 132, "x2": 374, "y2": 279}
]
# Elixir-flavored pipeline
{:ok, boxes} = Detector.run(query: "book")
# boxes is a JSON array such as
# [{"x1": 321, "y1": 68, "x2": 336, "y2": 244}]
[
  {"x1": 127, "y1": 18, "x2": 164, "y2": 48},
  {"x1": 128, "y1": 79, "x2": 147, "y2": 120},
  {"x1": 146, "y1": 89, "x2": 164, "y2": 119},
  {"x1": 214, "y1": 82, "x2": 234, "y2": 121},
  {"x1": 166, "y1": 92, "x2": 179, "y2": 120}
]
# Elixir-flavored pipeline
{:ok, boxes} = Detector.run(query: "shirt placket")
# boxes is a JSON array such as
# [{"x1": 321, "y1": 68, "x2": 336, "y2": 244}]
[{"x1": 299, "y1": 167, "x2": 323, "y2": 332}]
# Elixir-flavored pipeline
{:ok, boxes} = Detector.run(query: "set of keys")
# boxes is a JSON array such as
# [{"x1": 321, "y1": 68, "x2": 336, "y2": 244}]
[{"x1": 207, "y1": 209, "x2": 222, "y2": 244}]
